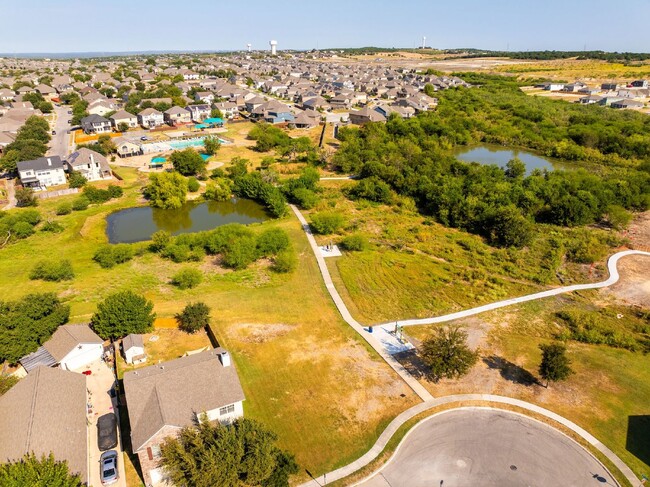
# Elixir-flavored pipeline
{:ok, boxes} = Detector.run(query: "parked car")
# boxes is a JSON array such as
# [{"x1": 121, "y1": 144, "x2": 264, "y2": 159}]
[
  {"x1": 140, "y1": 136, "x2": 148, "y2": 141},
  {"x1": 97, "y1": 413, "x2": 118, "y2": 451},
  {"x1": 100, "y1": 450, "x2": 118, "y2": 485},
  {"x1": 68, "y1": 110, "x2": 72, "y2": 115},
  {"x1": 51, "y1": 130, "x2": 56, "y2": 135}
]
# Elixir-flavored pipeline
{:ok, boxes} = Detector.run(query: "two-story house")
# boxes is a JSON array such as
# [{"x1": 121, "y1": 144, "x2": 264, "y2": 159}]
[
  {"x1": 17, "y1": 156, "x2": 67, "y2": 189},
  {"x1": 80, "y1": 114, "x2": 112, "y2": 134},
  {"x1": 164, "y1": 106, "x2": 192, "y2": 126},
  {"x1": 186, "y1": 104, "x2": 211, "y2": 122},
  {"x1": 65, "y1": 148, "x2": 112, "y2": 182},
  {"x1": 123, "y1": 349, "x2": 245, "y2": 487},
  {"x1": 110, "y1": 110, "x2": 138, "y2": 130},
  {"x1": 137, "y1": 108, "x2": 164, "y2": 129}
]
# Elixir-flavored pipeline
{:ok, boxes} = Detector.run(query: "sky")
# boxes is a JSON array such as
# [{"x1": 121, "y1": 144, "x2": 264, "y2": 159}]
[{"x1": 0, "y1": 0, "x2": 648, "y2": 54}]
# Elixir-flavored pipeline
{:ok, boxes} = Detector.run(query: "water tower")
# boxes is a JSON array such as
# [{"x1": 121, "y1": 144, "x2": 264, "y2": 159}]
[
  {"x1": 269, "y1": 40, "x2": 278, "y2": 55},
  {"x1": 422, "y1": 36, "x2": 426, "y2": 49},
  {"x1": 246, "y1": 43, "x2": 252, "y2": 53}
]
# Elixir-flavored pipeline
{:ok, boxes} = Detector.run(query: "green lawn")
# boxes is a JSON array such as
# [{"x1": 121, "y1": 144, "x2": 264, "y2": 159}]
[{"x1": 0, "y1": 172, "x2": 418, "y2": 483}]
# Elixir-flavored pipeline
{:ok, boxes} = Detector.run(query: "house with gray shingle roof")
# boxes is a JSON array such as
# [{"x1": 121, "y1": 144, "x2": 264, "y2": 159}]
[
  {"x1": 17, "y1": 155, "x2": 66, "y2": 189},
  {"x1": 123, "y1": 349, "x2": 245, "y2": 486}
]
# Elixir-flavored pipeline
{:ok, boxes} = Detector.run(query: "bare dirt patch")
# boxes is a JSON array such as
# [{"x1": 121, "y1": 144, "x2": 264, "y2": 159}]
[
  {"x1": 600, "y1": 255, "x2": 650, "y2": 308},
  {"x1": 626, "y1": 210, "x2": 650, "y2": 251},
  {"x1": 231, "y1": 323, "x2": 295, "y2": 343}
]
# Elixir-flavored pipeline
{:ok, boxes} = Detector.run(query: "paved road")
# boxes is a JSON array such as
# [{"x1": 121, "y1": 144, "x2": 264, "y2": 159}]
[
  {"x1": 358, "y1": 408, "x2": 617, "y2": 487},
  {"x1": 47, "y1": 105, "x2": 73, "y2": 158},
  {"x1": 381, "y1": 249, "x2": 650, "y2": 327}
]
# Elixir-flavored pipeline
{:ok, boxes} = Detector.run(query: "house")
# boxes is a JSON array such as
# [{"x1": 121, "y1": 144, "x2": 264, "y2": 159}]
[
  {"x1": 631, "y1": 79, "x2": 648, "y2": 88},
  {"x1": 65, "y1": 148, "x2": 112, "y2": 181},
  {"x1": 87, "y1": 99, "x2": 117, "y2": 117},
  {"x1": 110, "y1": 109, "x2": 138, "y2": 129},
  {"x1": 17, "y1": 156, "x2": 66, "y2": 189},
  {"x1": 114, "y1": 137, "x2": 142, "y2": 158},
  {"x1": 374, "y1": 104, "x2": 414, "y2": 119},
  {"x1": 213, "y1": 101, "x2": 239, "y2": 118},
  {"x1": 611, "y1": 99, "x2": 644, "y2": 109},
  {"x1": 20, "y1": 324, "x2": 104, "y2": 372},
  {"x1": 194, "y1": 91, "x2": 215, "y2": 104},
  {"x1": 0, "y1": 367, "x2": 88, "y2": 484},
  {"x1": 35, "y1": 83, "x2": 57, "y2": 97},
  {"x1": 579, "y1": 95, "x2": 603, "y2": 105},
  {"x1": 292, "y1": 110, "x2": 320, "y2": 128},
  {"x1": 349, "y1": 106, "x2": 387, "y2": 125},
  {"x1": 330, "y1": 93, "x2": 352, "y2": 109},
  {"x1": 138, "y1": 107, "x2": 165, "y2": 128},
  {"x1": 122, "y1": 334, "x2": 146, "y2": 365},
  {"x1": 164, "y1": 106, "x2": 191, "y2": 126},
  {"x1": 601, "y1": 83, "x2": 619, "y2": 91},
  {"x1": 123, "y1": 349, "x2": 245, "y2": 486},
  {"x1": 0, "y1": 88, "x2": 15, "y2": 101},
  {"x1": 186, "y1": 104, "x2": 211, "y2": 122},
  {"x1": 81, "y1": 114, "x2": 112, "y2": 134}
]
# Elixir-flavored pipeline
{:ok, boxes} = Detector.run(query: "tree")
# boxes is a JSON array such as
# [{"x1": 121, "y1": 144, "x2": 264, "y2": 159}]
[
  {"x1": 117, "y1": 122, "x2": 129, "y2": 133},
  {"x1": 504, "y1": 157, "x2": 526, "y2": 178},
  {"x1": 423, "y1": 83, "x2": 436, "y2": 97},
  {"x1": 170, "y1": 148, "x2": 207, "y2": 176},
  {"x1": 176, "y1": 301, "x2": 210, "y2": 332},
  {"x1": 68, "y1": 171, "x2": 87, "y2": 189},
  {"x1": 0, "y1": 453, "x2": 82, "y2": 487},
  {"x1": 210, "y1": 107, "x2": 224, "y2": 119},
  {"x1": 420, "y1": 326, "x2": 479, "y2": 381},
  {"x1": 0, "y1": 293, "x2": 70, "y2": 364},
  {"x1": 160, "y1": 418, "x2": 298, "y2": 487},
  {"x1": 204, "y1": 178, "x2": 233, "y2": 201},
  {"x1": 150, "y1": 230, "x2": 171, "y2": 251},
  {"x1": 15, "y1": 188, "x2": 37, "y2": 207},
  {"x1": 538, "y1": 343, "x2": 573, "y2": 387},
  {"x1": 144, "y1": 172, "x2": 188, "y2": 209},
  {"x1": 203, "y1": 135, "x2": 221, "y2": 156},
  {"x1": 91, "y1": 290, "x2": 155, "y2": 340},
  {"x1": 310, "y1": 212, "x2": 345, "y2": 235}
]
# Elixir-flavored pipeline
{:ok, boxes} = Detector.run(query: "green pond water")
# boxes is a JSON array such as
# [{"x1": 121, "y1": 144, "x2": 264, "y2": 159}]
[
  {"x1": 454, "y1": 144, "x2": 570, "y2": 174},
  {"x1": 106, "y1": 199, "x2": 269, "y2": 244}
]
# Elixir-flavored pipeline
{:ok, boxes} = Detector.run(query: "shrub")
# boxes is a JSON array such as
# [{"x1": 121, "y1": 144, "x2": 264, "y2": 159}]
[
  {"x1": 93, "y1": 244, "x2": 134, "y2": 268},
  {"x1": 291, "y1": 187, "x2": 318, "y2": 209},
  {"x1": 15, "y1": 187, "x2": 37, "y2": 207},
  {"x1": 145, "y1": 172, "x2": 188, "y2": 209},
  {"x1": 91, "y1": 290, "x2": 155, "y2": 339},
  {"x1": 170, "y1": 148, "x2": 207, "y2": 176},
  {"x1": 68, "y1": 171, "x2": 87, "y2": 188},
  {"x1": 171, "y1": 268, "x2": 203, "y2": 289},
  {"x1": 204, "y1": 178, "x2": 233, "y2": 201},
  {"x1": 272, "y1": 249, "x2": 297, "y2": 273},
  {"x1": 150, "y1": 230, "x2": 172, "y2": 252},
  {"x1": 162, "y1": 244, "x2": 191, "y2": 263},
  {"x1": 187, "y1": 177, "x2": 200, "y2": 193},
  {"x1": 12, "y1": 221, "x2": 34, "y2": 238},
  {"x1": 256, "y1": 228, "x2": 290, "y2": 256},
  {"x1": 14, "y1": 209, "x2": 41, "y2": 226},
  {"x1": 40, "y1": 221, "x2": 64, "y2": 233},
  {"x1": 107, "y1": 184, "x2": 123, "y2": 198},
  {"x1": 83, "y1": 186, "x2": 111, "y2": 204},
  {"x1": 55, "y1": 202, "x2": 72, "y2": 215},
  {"x1": 310, "y1": 212, "x2": 345, "y2": 235},
  {"x1": 72, "y1": 197, "x2": 90, "y2": 211},
  {"x1": 30, "y1": 260, "x2": 74, "y2": 281},
  {"x1": 221, "y1": 235, "x2": 258, "y2": 269},
  {"x1": 340, "y1": 234, "x2": 368, "y2": 251},
  {"x1": 176, "y1": 302, "x2": 211, "y2": 333}
]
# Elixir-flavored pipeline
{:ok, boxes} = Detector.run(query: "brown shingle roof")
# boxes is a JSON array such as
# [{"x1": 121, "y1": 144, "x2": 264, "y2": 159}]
[
  {"x1": 123, "y1": 349, "x2": 245, "y2": 451},
  {"x1": 0, "y1": 367, "x2": 88, "y2": 483},
  {"x1": 43, "y1": 324, "x2": 103, "y2": 362}
]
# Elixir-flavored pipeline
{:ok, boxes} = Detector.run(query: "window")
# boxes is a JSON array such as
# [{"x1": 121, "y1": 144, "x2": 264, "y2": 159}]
[
  {"x1": 219, "y1": 404, "x2": 235, "y2": 416},
  {"x1": 151, "y1": 444, "x2": 161, "y2": 458}
]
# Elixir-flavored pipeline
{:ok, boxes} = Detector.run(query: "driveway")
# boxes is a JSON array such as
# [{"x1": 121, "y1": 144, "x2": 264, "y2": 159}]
[
  {"x1": 48, "y1": 105, "x2": 73, "y2": 158},
  {"x1": 359, "y1": 408, "x2": 616, "y2": 487},
  {"x1": 82, "y1": 359, "x2": 127, "y2": 487}
]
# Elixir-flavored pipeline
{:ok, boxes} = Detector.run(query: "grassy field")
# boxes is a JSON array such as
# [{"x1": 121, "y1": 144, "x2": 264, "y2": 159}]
[
  {"x1": 310, "y1": 181, "x2": 615, "y2": 325},
  {"x1": 401, "y1": 292, "x2": 650, "y2": 478},
  {"x1": 493, "y1": 58, "x2": 650, "y2": 81},
  {"x1": 0, "y1": 171, "x2": 418, "y2": 483}
]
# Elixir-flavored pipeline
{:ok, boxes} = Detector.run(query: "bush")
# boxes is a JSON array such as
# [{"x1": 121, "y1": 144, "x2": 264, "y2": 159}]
[
  {"x1": 187, "y1": 177, "x2": 200, "y2": 192},
  {"x1": 221, "y1": 235, "x2": 258, "y2": 269},
  {"x1": 83, "y1": 186, "x2": 111, "y2": 204},
  {"x1": 291, "y1": 187, "x2": 318, "y2": 209},
  {"x1": 310, "y1": 212, "x2": 345, "y2": 234},
  {"x1": 40, "y1": 221, "x2": 64, "y2": 233},
  {"x1": 171, "y1": 268, "x2": 203, "y2": 289},
  {"x1": 272, "y1": 249, "x2": 297, "y2": 273},
  {"x1": 145, "y1": 172, "x2": 188, "y2": 209},
  {"x1": 72, "y1": 197, "x2": 89, "y2": 211},
  {"x1": 107, "y1": 184, "x2": 123, "y2": 199},
  {"x1": 176, "y1": 302, "x2": 211, "y2": 333},
  {"x1": 55, "y1": 202, "x2": 72, "y2": 215},
  {"x1": 12, "y1": 221, "x2": 34, "y2": 238},
  {"x1": 256, "y1": 228, "x2": 290, "y2": 256},
  {"x1": 30, "y1": 260, "x2": 74, "y2": 281},
  {"x1": 204, "y1": 178, "x2": 232, "y2": 201},
  {"x1": 68, "y1": 171, "x2": 87, "y2": 188},
  {"x1": 162, "y1": 244, "x2": 191, "y2": 263},
  {"x1": 15, "y1": 187, "x2": 37, "y2": 207},
  {"x1": 170, "y1": 148, "x2": 207, "y2": 176},
  {"x1": 340, "y1": 234, "x2": 368, "y2": 251},
  {"x1": 150, "y1": 230, "x2": 172, "y2": 252},
  {"x1": 93, "y1": 244, "x2": 134, "y2": 268},
  {"x1": 14, "y1": 209, "x2": 41, "y2": 225}
]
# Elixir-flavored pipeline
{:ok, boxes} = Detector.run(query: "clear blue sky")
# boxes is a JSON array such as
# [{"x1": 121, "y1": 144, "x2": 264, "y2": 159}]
[{"x1": 1, "y1": 0, "x2": 648, "y2": 54}]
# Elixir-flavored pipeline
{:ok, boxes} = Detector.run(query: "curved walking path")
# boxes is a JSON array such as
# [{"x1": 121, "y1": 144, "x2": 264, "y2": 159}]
[
  {"x1": 298, "y1": 394, "x2": 639, "y2": 487},
  {"x1": 381, "y1": 249, "x2": 650, "y2": 327},
  {"x1": 290, "y1": 205, "x2": 433, "y2": 401}
]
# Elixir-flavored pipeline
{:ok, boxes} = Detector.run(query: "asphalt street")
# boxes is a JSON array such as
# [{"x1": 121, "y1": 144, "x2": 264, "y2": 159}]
[
  {"x1": 47, "y1": 104, "x2": 73, "y2": 157},
  {"x1": 359, "y1": 408, "x2": 616, "y2": 487}
]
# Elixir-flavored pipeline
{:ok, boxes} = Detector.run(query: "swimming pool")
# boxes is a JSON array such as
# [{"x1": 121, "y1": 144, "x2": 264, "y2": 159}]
[{"x1": 168, "y1": 136, "x2": 228, "y2": 150}]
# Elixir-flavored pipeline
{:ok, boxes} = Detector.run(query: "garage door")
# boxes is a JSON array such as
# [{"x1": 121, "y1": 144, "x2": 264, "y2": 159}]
[{"x1": 62, "y1": 346, "x2": 103, "y2": 370}]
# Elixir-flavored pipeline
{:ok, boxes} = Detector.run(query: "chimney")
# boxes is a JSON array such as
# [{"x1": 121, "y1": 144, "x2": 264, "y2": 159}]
[
  {"x1": 219, "y1": 351, "x2": 231, "y2": 367},
  {"x1": 47, "y1": 158, "x2": 51, "y2": 166},
  {"x1": 90, "y1": 153, "x2": 95, "y2": 165}
]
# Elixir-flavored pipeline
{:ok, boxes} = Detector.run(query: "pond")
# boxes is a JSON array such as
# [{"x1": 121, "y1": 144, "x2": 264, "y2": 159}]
[
  {"x1": 106, "y1": 199, "x2": 269, "y2": 244},
  {"x1": 454, "y1": 144, "x2": 570, "y2": 174}
]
